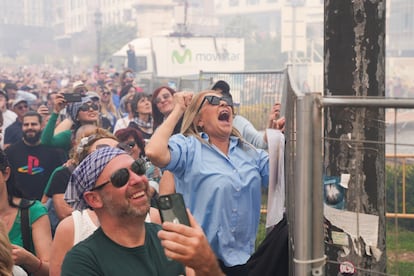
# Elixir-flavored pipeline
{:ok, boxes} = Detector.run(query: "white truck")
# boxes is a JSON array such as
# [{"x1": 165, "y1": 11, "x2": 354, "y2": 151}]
[{"x1": 112, "y1": 36, "x2": 245, "y2": 78}]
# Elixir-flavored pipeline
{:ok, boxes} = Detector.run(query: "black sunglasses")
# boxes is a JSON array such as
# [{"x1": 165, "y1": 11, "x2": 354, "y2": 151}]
[
  {"x1": 16, "y1": 104, "x2": 29, "y2": 111},
  {"x1": 79, "y1": 103, "x2": 99, "y2": 112},
  {"x1": 91, "y1": 158, "x2": 147, "y2": 191},
  {"x1": 196, "y1": 95, "x2": 233, "y2": 113}
]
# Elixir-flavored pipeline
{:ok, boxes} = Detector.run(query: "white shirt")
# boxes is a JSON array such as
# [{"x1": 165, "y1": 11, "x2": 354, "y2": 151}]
[
  {"x1": 1, "y1": 109, "x2": 17, "y2": 149},
  {"x1": 113, "y1": 115, "x2": 132, "y2": 134},
  {"x1": 13, "y1": 265, "x2": 28, "y2": 276}
]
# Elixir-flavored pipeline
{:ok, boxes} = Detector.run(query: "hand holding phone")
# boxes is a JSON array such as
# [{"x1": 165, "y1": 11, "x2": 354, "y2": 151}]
[
  {"x1": 63, "y1": 92, "x2": 82, "y2": 102},
  {"x1": 157, "y1": 193, "x2": 190, "y2": 226},
  {"x1": 37, "y1": 104, "x2": 50, "y2": 116},
  {"x1": 157, "y1": 207, "x2": 224, "y2": 275}
]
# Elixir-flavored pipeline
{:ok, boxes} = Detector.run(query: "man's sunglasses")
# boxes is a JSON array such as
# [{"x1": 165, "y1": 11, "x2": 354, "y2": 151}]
[
  {"x1": 196, "y1": 95, "x2": 233, "y2": 113},
  {"x1": 79, "y1": 103, "x2": 99, "y2": 112},
  {"x1": 90, "y1": 158, "x2": 147, "y2": 191}
]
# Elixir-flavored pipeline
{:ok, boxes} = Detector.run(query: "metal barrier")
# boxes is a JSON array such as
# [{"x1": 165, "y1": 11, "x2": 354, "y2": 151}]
[
  {"x1": 284, "y1": 65, "x2": 414, "y2": 275},
  {"x1": 386, "y1": 154, "x2": 414, "y2": 219},
  {"x1": 284, "y1": 68, "x2": 325, "y2": 276},
  {"x1": 260, "y1": 154, "x2": 414, "y2": 215},
  {"x1": 136, "y1": 70, "x2": 287, "y2": 131},
  {"x1": 199, "y1": 70, "x2": 287, "y2": 130}
]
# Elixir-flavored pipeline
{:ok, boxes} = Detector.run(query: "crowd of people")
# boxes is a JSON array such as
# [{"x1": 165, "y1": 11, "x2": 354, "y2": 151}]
[{"x1": 0, "y1": 64, "x2": 286, "y2": 276}]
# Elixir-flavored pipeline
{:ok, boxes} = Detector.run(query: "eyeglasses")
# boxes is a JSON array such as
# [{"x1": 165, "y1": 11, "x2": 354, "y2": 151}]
[
  {"x1": 116, "y1": 141, "x2": 136, "y2": 154},
  {"x1": 125, "y1": 72, "x2": 135, "y2": 79},
  {"x1": 79, "y1": 103, "x2": 99, "y2": 112},
  {"x1": 123, "y1": 141, "x2": 136, "y2": 148},
  {"x1": 196, "y1": 95, "x2": 233, "y2": 114},
  {"x1": 90, "y1": 158, "x2": 147, "y2": 191},
  {"x1": 102, "y1": 91, "x2": 111, "y2": 96},
  {"x1": 16, "y1": 104, "x2": 28, "y2": 111},
  {"x1": 154, "y1": 93, "x2": 171, "y2": 104}
]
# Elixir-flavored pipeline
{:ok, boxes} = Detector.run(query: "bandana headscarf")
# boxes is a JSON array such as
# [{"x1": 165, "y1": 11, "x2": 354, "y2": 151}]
[{"x1": 64, "y1": 147, "x2": 126, "y2": 210}]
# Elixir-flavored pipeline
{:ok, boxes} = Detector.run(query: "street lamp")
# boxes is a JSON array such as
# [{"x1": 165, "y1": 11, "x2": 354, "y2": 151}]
[{"x1": 94, "y1": 10, "x2": 102, "y2": 66}]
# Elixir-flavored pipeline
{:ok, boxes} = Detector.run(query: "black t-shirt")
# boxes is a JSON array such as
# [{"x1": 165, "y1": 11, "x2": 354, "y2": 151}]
[
  {"x1": 46, "y1": 166, "x2": 72, "y2": 197},
  {"x1": 101, "y1": 116, "x2": 113, "y2": 133},
  {"x1": 4, "y1": 120, "x2": 22, "y2": 145},
  {"x1": 5, "y1": 140, "x2": 66, "y2": 200},
  {"x1": 128, "y1": 121, "x2": 153, "y2": 141}
]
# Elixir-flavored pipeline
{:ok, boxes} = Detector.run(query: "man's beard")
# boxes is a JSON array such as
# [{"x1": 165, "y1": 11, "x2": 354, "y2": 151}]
[
  {"x1": 23, "y1": 131, "x2": 41, "y2": 144},
  {"x1": 101, "y1": 191, "x2": 151, "y2": 219}
]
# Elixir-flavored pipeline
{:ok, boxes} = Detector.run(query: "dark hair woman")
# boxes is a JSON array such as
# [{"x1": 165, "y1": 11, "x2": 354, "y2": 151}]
[
  {"x1": 0, "y1": 149, "x2": 51, "y2": 275},
  {"x1": 151, "y1": 86, "x2": 182, "y2": 134},
  {"x1": 128, "y1": 93, "x2": 153, "y2": 142}
]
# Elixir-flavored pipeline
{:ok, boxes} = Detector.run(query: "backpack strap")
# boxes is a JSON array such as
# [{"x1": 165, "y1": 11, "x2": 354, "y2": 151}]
[
  {"x1": 19, "y1": 198, "x2": 35, "y2": 252},
  {"x1": 20, "y1": 207, "x2": 31, "y2": 251}
]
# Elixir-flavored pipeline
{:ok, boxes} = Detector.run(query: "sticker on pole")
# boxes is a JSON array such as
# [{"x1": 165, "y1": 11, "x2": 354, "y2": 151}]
[{"x1": 339, "y1": 261, "x2": 355, "y2": 275}]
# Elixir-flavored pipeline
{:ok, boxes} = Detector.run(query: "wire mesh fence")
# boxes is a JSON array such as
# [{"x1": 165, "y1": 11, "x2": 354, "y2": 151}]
[{"x1": 283, "y1": 67, "x2": 414, "y2": 275}]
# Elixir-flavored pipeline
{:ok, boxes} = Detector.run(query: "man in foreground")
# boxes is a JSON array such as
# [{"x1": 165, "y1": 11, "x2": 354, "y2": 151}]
[{"x1": 61, "y1": 146, "x2": 223, "y2": 276}]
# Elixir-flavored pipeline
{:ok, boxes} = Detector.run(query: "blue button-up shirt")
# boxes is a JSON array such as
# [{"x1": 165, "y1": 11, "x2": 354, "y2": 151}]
[{"x1": 165, "y1": 133, "x2": 269, "y2": 267}]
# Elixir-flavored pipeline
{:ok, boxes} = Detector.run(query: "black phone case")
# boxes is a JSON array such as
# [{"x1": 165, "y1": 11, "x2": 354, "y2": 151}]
[
  {"x1": 157, "y1": 193, "x2": 190, "y2": 226},
  {"x1": 64, "y1": 92, "x2": 82, "y2": 102}
]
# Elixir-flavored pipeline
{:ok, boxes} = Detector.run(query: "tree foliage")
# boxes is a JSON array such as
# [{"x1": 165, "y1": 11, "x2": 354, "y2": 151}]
[
  {"x1": 386, "y1": 163, "x2": 414, "y2": 230},
  {"x1": 223, "y1": 15, "x2": 287, "y2": 70},
  {"x1": 100, "y1": 24, "x2": 136, "y2": 63}
]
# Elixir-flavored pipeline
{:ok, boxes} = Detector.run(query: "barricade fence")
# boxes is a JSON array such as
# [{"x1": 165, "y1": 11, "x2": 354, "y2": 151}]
[
  {"x1": 136, "y1": 70, "x2": 287, "y2": 131},
  {"x1": 199, "y1": 70, "x2": 286, "y2": 131},
  {"x1": 284, "y1": 66, "x2": 414, "y2": 275}
]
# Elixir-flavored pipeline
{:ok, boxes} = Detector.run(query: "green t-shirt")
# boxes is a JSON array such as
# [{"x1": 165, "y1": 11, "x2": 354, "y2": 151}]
[
  {"x1": 8, "y1": 200, "x2": 48, "y2": 253},
  {"x1": 61, "y1": 223, "x2": 185, "y2": 276}
]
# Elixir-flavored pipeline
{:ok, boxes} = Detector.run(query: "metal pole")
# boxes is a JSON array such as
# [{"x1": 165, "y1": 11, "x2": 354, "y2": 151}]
[
  {"x1": 97, "y1": 30, "x2": 101, "y2": 66},
  {"x1": 94, "y1": 10, "x2": 102, "y2": 66},
  {"x1": 321, "y1": 97, "x2": 414, "y2": 108},
  {"x1": 294, "y1": 94, "x2": 313, "y2": 275},
  {"x1": 291, "y1": 4, "x2": 297, "y2": 64},
  {"x1": 311, "y1": 93, "x2": 325, "y2": 276}
]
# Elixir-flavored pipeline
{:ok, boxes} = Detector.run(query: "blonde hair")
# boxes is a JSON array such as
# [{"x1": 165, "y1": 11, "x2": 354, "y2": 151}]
[
  {"x1": 0, "y1": 221, "x2": 13, "y2": 276},
  {"x1": 98, "y1": 85, "x2": 117, "y2": 116},
  {"x1": 180, "y1": 90, "x2": 242, "y2": 144},
  {"x1": 73, "y1": 127, "x2": 118, "y2": 164},
  {"x1": 68, "y1": 125, "x2": 98, "y2": 161}
]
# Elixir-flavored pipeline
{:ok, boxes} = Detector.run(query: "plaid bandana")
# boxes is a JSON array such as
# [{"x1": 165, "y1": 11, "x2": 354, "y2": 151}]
[{"x1": 65, "y1": 147, "x2": 126, "y2": 210}]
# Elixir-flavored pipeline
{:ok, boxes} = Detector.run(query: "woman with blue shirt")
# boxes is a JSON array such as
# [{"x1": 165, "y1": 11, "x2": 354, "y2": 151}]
[{"x1": 146, "y1": 90, "x2": 269, "y2": 276}]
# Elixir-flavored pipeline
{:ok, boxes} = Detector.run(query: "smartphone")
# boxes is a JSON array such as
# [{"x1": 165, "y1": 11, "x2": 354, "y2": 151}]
[
  {"x1": 157, "y1": 193, "x2": 190, "y2": 226},
  {"x1": 63, "y1": 92, "x2": 82, "y2": 102}
]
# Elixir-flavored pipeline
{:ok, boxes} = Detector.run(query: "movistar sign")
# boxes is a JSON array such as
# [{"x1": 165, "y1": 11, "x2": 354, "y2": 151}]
[
  {"x1": 172, "y1": 48, "x2": 241, "y2": 64},
  {"x1": 151, "y1": 37, "x2": 244, "y2": 76},
  {"x1": 172, "y1": 49, "x2": 192, "y2": 64}
]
